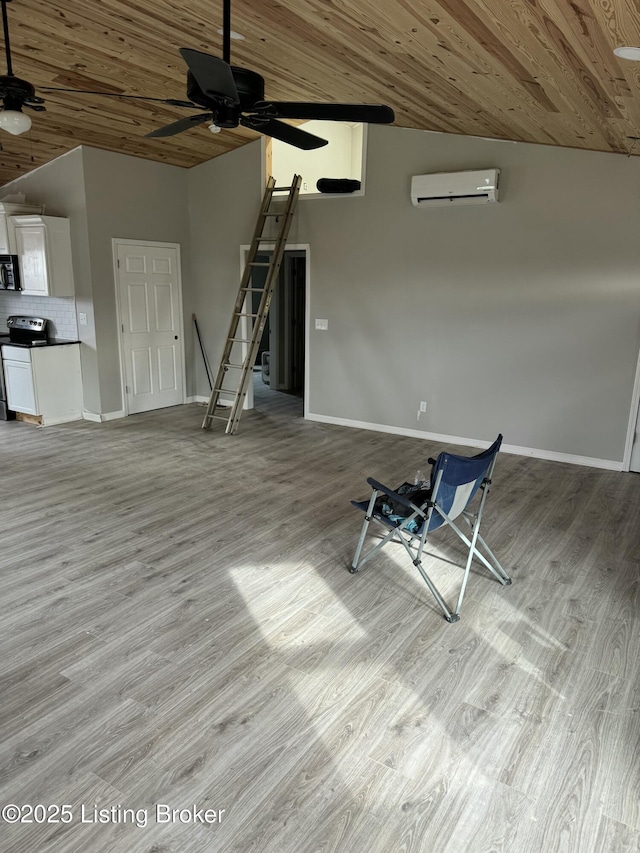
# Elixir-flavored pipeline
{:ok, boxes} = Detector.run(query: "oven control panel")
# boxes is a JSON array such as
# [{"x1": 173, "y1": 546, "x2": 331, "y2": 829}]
[{"x1": 7, "y1": 316, "x2": 48, "y2": 333}]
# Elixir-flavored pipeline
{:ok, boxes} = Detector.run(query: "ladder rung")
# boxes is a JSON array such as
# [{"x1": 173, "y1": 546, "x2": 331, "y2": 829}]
[{"x1": 203, "y1": 175, "x2": 301, "y2": 435}]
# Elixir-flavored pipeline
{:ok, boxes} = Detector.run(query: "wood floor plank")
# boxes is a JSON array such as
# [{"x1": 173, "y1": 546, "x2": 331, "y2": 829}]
[
  {"x1": 593, "y1": 814, "x2": 640, "y2": 852},
  {"x1": 1, "y1": 393, "x2": 639, "y2": 851}
]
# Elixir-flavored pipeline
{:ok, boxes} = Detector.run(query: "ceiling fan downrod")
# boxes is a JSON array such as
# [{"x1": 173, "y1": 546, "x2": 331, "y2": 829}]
[
  {"x1": 1, "y1": 0, "x2": 14, "y2": 77},
  {"x1": 222, "y1": 0, "x2": 231, "y2": 65}
]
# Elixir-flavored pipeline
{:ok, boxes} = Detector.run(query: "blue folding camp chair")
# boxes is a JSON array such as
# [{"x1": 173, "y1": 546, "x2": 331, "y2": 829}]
[{"x1": 350, "y1": 435, "x2": 511, "y2": 622}]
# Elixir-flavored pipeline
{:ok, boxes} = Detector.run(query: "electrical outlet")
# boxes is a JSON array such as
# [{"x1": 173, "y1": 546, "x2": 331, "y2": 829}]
[
  {"x1": 78, "y1": 312, "x2": 87, "y2": 325},
  {"x1": 420, "y1": 401, "x2": 427, "y2": 412},
  {"x1": 315, "y1": 318, "x2": 328, "y2": 330}
]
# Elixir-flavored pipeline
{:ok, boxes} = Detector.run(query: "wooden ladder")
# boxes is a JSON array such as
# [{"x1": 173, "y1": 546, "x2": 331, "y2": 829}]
[{"x1": 202, "y1": 174, "x2": 302, "y2": 434}]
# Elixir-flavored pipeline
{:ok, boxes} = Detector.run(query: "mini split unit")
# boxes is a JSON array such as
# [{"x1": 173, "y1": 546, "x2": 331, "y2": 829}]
[{"x1": 411, "y1": 168, "x2": 500, "y2": 207}]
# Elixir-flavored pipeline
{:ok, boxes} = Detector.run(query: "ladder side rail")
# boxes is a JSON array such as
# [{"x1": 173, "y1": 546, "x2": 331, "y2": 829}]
[
  {"x1": 225, "y1": 176, "x2": 302, "y2": 432},
  {"x1": 225, "y1": 177, "x2": 302, "y2": 432},
  {"x1": 202, "y1": 179, "x2": 277, "y2": 426},
  {"x1": 205, "y1": 176, "x2": 301, "y2": 432}
]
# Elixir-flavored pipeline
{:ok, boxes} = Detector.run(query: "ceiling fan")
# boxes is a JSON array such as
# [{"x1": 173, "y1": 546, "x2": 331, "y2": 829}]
[
  {"x1": 0, "y1": 0, "x2": 394, "y2": 149},
  {"x1": 145, "y1": 0, "x2": 395, "y2": 149},
  {"x1": 0, "y1": 0, "x2": 45, "y2": 135},
  {"x1": 0, "y1": 0, "x2": 200, "y2": 136}
]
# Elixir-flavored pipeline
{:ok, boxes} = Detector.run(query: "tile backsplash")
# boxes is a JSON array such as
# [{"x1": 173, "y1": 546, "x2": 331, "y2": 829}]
[{"x1": 0, "y1": 293, "x2": 78, "y2": 340}]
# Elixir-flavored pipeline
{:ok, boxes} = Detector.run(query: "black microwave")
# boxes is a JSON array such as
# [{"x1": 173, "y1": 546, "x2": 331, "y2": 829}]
[{"x1": 0, "y1": 255, "x2": 21, "y2": 290}]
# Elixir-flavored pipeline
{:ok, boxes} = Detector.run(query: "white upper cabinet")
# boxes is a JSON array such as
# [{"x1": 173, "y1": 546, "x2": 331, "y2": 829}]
[
  {"x1": 0, "y1": 202, "x2": 42, "y2": 253},
  {"x1": 9, "y1": 214, "x2": 75, "y2": 296}
]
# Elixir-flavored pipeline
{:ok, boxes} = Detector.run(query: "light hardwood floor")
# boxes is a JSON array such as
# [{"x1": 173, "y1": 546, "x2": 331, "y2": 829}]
[{"x1": 1, "y1": 388, "x2": 639, "y2": 853}]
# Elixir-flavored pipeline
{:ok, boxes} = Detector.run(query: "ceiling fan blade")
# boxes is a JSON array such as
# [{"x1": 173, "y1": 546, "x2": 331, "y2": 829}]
[
  {"x1": 241, "y1": 115, "x2": 328, "y2": 149},
  {"x1": 179, "y1": 49, "x2": 239, "y2": 105},
  {"x1": 252, "y1": 102, "x2": 395, "y2": 124},
  {"x1": 23, "y1": 103, "x2": 46, "y2": 112},
  {"x1": 40, "y1": 87, "x2": 196, "y2": 108},
  {"x1": 146, "y1": 113, "x2": 212, "y2": 138}
]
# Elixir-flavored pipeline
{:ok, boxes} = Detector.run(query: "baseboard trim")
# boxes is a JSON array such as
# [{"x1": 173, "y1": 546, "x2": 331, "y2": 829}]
[
  {"x1": 189, "y1": 394, "x2": 234, "y2": 408},
  {"x1": 83, "y1": 410, "x2": 126, "y2": 422},
  {"x1": 500, "y1": 443, "x2": 622, "y2": 471},
  {"x1": 305, "y1": 413, "x2": 623, "y2": 471}
]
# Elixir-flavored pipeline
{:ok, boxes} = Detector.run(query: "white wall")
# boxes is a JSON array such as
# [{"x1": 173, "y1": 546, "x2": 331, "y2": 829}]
[
  {"x1": 287, "y1": 126, "x2": 640, "y2": 464},
  {"x1": 81, "y1": 147, "x2": 190, "y2": 414},
  {"x1": 3, "y1": 127, "x2": 639, "y2": 466},
  {"x1": 272, "y1": 121, "x2": 362, "y2": 194},
  {"x1": 1, "y1": 146, "x2": 191, "y2": 416},
  {"x1": 187, "y1": 141, "x2": 262, "y2": 396},
  {"x1": 189, "y1": 127, "x2": 640, "y2": 466},
  {"x1": 0, "y1": 148, "x2": 99, "y2": 410}
]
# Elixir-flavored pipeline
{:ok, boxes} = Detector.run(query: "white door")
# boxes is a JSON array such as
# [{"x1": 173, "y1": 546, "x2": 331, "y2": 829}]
[{"x1": 116, "y1": 243, "x2": 184, "y2": 414}]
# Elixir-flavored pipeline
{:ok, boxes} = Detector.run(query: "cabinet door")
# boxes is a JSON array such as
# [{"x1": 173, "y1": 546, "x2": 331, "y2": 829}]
[
  {"x1": 4, "y1": 359, "x2": 38, "y2": 414},
  {"x1": 13, "y1": 224, "x2": 49, "y2": 295},
  {"x1": 0, "y1": 215, "x2": 9, "y2": 254}
]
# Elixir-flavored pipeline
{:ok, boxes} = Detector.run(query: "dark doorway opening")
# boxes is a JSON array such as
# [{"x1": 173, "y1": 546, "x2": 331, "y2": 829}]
[{"x1": 251, "y1": 249, "x2": 306, "y2": 414}]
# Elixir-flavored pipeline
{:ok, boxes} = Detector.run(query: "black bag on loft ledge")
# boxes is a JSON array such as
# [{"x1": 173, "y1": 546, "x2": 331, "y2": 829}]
[{"x1": 316, "y1": 178, "x2": 361, "y2": 194}]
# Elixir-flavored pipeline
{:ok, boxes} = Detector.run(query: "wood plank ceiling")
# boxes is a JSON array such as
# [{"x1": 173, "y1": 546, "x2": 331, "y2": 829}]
[{"x1": 1, "y1": 0, "x2": 640, "y2": 187}]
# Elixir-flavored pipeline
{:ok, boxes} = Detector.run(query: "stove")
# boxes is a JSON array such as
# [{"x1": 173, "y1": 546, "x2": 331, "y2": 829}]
[{"x1": 5, "y1": 315, "x2": 49, "y2": 346}]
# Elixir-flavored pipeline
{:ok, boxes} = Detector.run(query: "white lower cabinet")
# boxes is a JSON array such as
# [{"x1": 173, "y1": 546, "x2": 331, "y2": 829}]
[{"x1": 1, "y1": 344, "x2": 83, "y2": 424}]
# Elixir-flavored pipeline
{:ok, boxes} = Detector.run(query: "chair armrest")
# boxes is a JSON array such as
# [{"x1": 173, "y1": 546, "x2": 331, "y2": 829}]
[{"x1": 366, "y1": 477, "x2": 417, "y2": 512}]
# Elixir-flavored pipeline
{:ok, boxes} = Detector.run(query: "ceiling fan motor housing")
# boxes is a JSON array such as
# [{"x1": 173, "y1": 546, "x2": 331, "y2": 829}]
[
  {"x1": 187, "y1": 65, "x2": 265, "y2": 114},
  {"x1": 0, "y1": 74, "x2": 36, "y2": 105}
]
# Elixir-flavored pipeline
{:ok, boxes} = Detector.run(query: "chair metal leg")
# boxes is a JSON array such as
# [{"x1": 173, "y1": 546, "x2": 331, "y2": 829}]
[
  {"x1": 474, "y1": 532, "x2": 511, "y2": 583},
  {"x1": 396, "y1": 503, "x2": 458, "y2": 622},
  {"x1": 413, "y1": 557, "x2": 458, "y2": 622},
  {"x1": 454, "y1": 519, "x2": 483, "y2": 616},
  {"x1": 351, "y1": 491, "x2": 378, "y2": 572},
  {"x1": 460, "y1": 512, "x2": 510, "y2": 583}
]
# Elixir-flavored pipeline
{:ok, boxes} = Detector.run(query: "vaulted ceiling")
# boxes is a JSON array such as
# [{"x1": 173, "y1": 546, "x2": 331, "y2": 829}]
[{"x1": 1, "y1": 0, "x2": 640, "y2": 187}]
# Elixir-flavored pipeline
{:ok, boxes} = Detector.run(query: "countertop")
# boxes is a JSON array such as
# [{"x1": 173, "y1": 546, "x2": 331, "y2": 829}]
[{"x1": 0, "y1": 335, "x2": 80, "y2": 348}]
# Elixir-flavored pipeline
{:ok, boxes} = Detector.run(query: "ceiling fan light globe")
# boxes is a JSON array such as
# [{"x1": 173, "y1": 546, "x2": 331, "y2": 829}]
[
  {"x1": 0, "y1": 109, "x2": 32, "y2": 135},
  {"x1": 614, "y1": 46, "x2": 640, "y2": 61}
]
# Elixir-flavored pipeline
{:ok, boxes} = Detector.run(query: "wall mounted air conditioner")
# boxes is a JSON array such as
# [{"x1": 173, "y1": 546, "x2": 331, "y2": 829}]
[{"x1": 411, "y1": 169, "x2": 500, "y2": 207}]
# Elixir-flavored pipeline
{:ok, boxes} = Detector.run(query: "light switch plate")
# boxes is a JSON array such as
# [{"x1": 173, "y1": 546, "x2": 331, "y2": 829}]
[{"x1": 315, "y1": 318, "x2": 329, "y2": 330}]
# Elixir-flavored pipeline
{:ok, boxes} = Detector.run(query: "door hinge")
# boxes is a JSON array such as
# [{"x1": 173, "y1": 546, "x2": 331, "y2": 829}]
[
  {"x1": 117, "y1": 259, "x2": 120, "y2": 268},
  {"x1": 122, "y1": 323, "x2": 124, "y2": 333},
  {"x1": 125, "y1": 385, "x2": 130, "y2": 394}
]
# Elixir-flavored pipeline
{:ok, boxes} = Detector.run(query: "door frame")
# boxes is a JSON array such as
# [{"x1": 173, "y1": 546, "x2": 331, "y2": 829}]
[
  {"x1": 239, "y1": 242, "x2": 310, "y2": 416},
  {"x1": 623, "y1": 341, "x2": 640, "y2": 471},
  {"x1": 112, "y1": 239, "x2": 187, "y2": 416}
]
